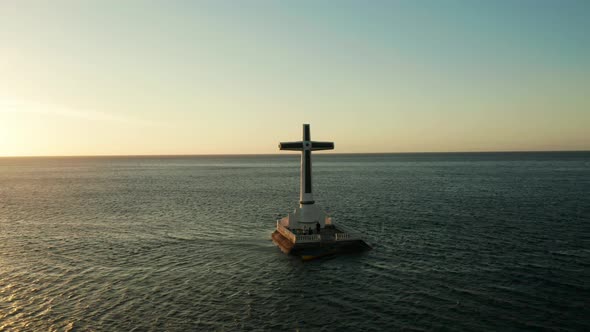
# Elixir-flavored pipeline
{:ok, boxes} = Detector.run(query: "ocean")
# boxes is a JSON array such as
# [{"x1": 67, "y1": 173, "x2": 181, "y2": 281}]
[{"x1": 0, "y1": 152, "x2": 588, "y2": 331}]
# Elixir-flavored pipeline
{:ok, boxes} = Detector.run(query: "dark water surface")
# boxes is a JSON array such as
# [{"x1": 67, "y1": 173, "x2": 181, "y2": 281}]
[{"x1": 1, "y1": 152, "x2": 589, "y2": 331}]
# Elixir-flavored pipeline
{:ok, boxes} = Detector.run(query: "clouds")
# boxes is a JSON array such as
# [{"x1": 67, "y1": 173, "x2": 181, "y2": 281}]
[{"x1": 0, "y1": 99, "x2": 163, "y2": 128}]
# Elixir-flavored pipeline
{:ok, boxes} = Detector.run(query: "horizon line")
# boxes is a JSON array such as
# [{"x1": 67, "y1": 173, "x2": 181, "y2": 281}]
[{"x1": 1, "y1": 149, "x2": 588, "y2": 159}]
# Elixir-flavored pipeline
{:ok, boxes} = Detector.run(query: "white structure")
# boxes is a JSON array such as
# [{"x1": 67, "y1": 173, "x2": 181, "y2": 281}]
[
  {"x1": 272, "y1": 124, "x2": 370, "y2": 259},
  {"x1": 278, "y1": 124, "x2": 334, "y2": 230}
]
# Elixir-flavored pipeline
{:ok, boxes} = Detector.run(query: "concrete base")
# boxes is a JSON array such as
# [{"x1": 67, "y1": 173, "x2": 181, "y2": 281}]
[{"x1": 272, "y1": 230, "x2": 371, "y2": 260}]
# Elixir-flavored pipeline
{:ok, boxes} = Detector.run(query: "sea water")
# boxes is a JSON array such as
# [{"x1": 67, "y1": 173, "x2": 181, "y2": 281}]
[{"x1": 0, "y1": 152, "x2": 588, "y2": 330}]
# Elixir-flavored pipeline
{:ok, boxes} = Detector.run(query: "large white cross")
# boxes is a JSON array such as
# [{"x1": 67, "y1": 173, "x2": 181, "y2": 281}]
[{"x1": 279, "y1": 124, "x2": 334, "y2": 206}]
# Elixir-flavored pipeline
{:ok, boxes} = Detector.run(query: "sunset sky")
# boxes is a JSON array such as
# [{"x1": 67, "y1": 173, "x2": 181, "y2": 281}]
[{"x1": 1, "y1": 1, "x2": 589, "y2": 156}]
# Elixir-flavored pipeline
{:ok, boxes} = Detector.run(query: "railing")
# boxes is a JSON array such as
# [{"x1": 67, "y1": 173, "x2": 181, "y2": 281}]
[
  {"x1": 334, "y1": 232, "x2": 361, "y2": 241},
  {"x1": 276, "y1": 221, "x2": 296, "y2": 243},
  {"x1": 296, "y1": 234, "x2": 321, "y2": 243},
  {"x1": 335, "y1": 233, "x2": 350, "y2": 241}
]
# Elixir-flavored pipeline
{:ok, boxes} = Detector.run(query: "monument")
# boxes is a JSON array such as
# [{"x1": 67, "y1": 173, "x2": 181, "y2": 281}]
[{"x1": 271, "y1": 124, "x2": 371, "y2": 260}]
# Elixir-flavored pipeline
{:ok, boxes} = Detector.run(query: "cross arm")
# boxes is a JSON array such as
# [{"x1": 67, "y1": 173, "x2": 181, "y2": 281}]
[
  {"x1": 279, "y1": 141, "x2": 304, "y2": 151},
  {"x1": 311, "y1": 141, "x2": 334, "y2": 151}
]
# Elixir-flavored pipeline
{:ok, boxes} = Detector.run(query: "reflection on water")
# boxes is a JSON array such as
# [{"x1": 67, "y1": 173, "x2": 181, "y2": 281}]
[{"x1": 0, "y1": 153, "x2": 589, "y2": 330}]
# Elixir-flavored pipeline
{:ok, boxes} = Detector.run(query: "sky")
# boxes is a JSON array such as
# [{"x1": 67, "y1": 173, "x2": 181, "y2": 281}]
[{"x1": 1, "y1": 0, "x2": 589, "y2": 156}]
